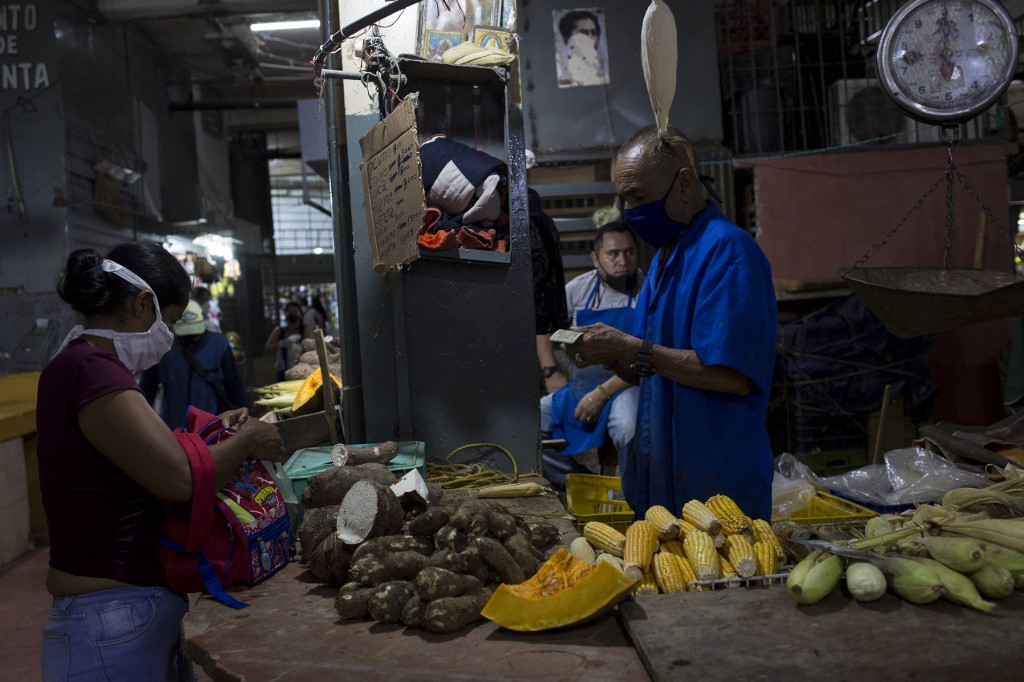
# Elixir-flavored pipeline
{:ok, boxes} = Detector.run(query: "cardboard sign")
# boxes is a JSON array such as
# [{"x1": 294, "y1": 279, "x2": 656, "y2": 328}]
[{"x1": 359, "y1": 95, "x2": 424, "y2": 274}]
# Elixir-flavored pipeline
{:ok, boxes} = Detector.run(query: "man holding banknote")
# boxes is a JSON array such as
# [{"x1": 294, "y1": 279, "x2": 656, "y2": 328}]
[{"x1": 540, "y1": 221, "x2": 643, "y2": 471}]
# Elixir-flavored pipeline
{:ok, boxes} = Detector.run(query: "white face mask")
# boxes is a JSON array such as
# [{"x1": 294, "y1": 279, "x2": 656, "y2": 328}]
[{"x1": 57, "y1": 260, "x2": 176, "y2": 372}]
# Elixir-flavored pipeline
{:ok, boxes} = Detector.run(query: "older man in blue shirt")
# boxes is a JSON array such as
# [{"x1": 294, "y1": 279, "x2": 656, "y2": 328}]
[{"x1": 566, "y1": 125, "x2": 777, "y2": 521}]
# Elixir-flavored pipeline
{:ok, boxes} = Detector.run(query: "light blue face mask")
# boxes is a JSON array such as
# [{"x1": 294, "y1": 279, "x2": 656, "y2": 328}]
[
  {"x1": 622, "y1": 174, "x2": 687, "y2": 249},
  {"x1": 56, "y1": 260, "x2": 176, "y2": 372}
]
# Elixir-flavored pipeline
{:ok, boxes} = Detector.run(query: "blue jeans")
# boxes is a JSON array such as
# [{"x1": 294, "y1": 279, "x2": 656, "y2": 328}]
[
  {"x1": 41, "y1": 586, "x2": 192, "y2": 682},
  {"x1": 540, "y1": 386, "x2": 639, "y2": 459}
]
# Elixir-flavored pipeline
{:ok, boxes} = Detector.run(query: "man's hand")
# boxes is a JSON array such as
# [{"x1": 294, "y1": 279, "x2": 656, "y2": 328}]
[{"x1": 565, "y1": 322, "x2": 641, "y2": 367}]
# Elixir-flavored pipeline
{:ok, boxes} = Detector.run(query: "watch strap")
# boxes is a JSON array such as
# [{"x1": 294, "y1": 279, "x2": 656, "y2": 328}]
[
  {"x1": 633, "y1": 339, "x2": 655, "y2": 377},
  {"x1": 540, "y1": 365, "x2": 560, "y2": 379}
]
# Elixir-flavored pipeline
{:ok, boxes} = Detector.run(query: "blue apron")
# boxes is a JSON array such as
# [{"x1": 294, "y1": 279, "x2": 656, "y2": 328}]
[{"x1": 550, "y1": 278, "x2": 637, "y2": 456}]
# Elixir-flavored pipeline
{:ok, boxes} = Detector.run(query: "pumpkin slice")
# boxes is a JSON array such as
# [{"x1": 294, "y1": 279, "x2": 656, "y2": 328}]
[
  {"x1": 480, "y1": 548, "x2": 636, "y2": 632},
  {"x1": 291, "y1": 368, "x2": 342, "y2": 416}
]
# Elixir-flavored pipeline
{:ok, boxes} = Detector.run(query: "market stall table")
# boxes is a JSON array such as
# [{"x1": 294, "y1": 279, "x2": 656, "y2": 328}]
[
  {"x1": 621, "y1": 585, "x2": 1024, "y2": 681},
  {"x1": 183, "y1": 485, "x2": 649, "y2": 681}
]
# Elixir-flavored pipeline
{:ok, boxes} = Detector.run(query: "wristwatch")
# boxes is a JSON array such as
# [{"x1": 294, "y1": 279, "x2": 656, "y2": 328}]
[
  {"x1": 540, "y1": 365, "x2": 561, "y2": 379},
  {"x1": 632, "y1": 340, "x2": 655, "y2": 377}
]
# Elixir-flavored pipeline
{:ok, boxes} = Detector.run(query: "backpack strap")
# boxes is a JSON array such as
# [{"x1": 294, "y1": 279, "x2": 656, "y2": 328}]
[{"x1": 173, "y1": 431, "x2": 216, "y2": 552}]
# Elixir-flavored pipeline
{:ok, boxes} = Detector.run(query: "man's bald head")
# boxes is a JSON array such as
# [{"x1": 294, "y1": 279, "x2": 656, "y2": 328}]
[
  {"x1": 614, "y1": 125, "x2": 704, "y2": 227},
  {"x1": 619, "y1": 125, "x2": 696, "y2": 177}
]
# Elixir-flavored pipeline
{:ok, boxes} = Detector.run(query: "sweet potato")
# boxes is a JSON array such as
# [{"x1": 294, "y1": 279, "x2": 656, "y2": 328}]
[
  {"x1": 367, "y1": 581, "x2": 417, "y2": 624},
  {"x1": 301, "y1": 463, "x2": 396, "y2": 509},
  {"x1": 503, "y1": 531, "x2": 541, "y2": 577},
  {"x1": 475, "y1": 537, "x2": 525, "y2": 585},
  {"x1": 486, "y1": 510, "x2": 517, "y2": 540},
  {"x1": 527, "y1": 521, "x2": 561, "y2": 550},
  {"x1": 336, "y1": 480, "x2": 404, "y2": 544},
  {"x1": 308, "y1": 533, "x2": 353, "y2": 585},
  {"x1": 427, "y1": 546, "x2": 490, "y2": 583},
  {"x1": 434, "y1": 523, "x2": 470, "y2": 552},
  {"x1": 414, "y1": 566, "x2": 484, "y2": 600},
  {"x1": 423, "y1": 587, "x2": 494, "y2": 634},
  {"x1": 335, "y1": 582, "x2": 375, "y2": 620},
  {"x1": 297, "y1": 504, "x2": 340, "y2": 562}
]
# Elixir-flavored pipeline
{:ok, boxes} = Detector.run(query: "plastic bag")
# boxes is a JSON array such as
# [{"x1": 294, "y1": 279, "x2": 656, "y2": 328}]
[
  {"x1": 824, "y1": 447, "x2": 989, "y2": 509},
  {"x1": 771, "y1": 453, "x2": 827, "y2": 519}
]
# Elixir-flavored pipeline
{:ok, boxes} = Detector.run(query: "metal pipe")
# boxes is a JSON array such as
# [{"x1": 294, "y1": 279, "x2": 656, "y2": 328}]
[
  {"x1": 169, "y1": 101, "x2": 297, "y2": 111},
  {"x1": 321, "y1": 0, "x2": 366, "y2": 443},
  {"x1": 319, "y1": 69, "x2": 369, "y2": 81}
]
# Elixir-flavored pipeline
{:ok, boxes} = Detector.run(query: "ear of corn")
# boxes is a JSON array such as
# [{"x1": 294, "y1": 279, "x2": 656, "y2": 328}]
[
  {"x1": 683, "y1": 529, "x2": 719, "y2": 581},
  {"x1": 751, "y1": 518, "x2": 785, "y2": 561},
  {"x1": 754, "y1": 541, "x2": 778, "y2": 577},
  {"x1": 912, "y1": 557, "x2": 995, "y2": 613},
  {"x1": 845, "y1": 561, "x2": 887, "y2": 602},
  {"x1": 653, "y1": 552, "x2": 690, "y2": 593},
  {"x1": 623, "y1": 521, "x2": 658, "y2": 582},
  {"x1": 678, "y1": 519, "x2": 699, "y2": 537},
  {"x1": 569, "y1": 536, "x2": 597, "y2": 565},
  {"x1": 718, "y1": 553, "x2": 738, "y2": 578},
  {"x1": 596, "y1": 552, "x2": 626, "y2": 573},
  {"x1": 635, "y1": 568, "x2": 660, "y2": 596},
  {"x1": 917, "y1": 535, "x2": 986, "y2": 573},
  {"x1": 706, "y1": 494, "x2": 754, "y2": 539},
  {"x1": 968, "y1": 562, "x2": 1015, "y2": 600},
  {"x1": 944, "y1": 518, "x2": 1024, "y2": 554},
  {"x1": 584, "y1": 522, "x2": 627, "y2": 557},
  {"x1": 725, "y1": 534, "x2": 757, "y2": 578},
  {"x1": 659, "y1": 540, "x2": 685, "y2": 558},
  {"x1": 882, "y1": 556, "x2": 944, "y2": 605},
  {"x1": 645, "y1": 505, "x2": 681, "y2": 541},
  {"x1": 712, "y1": 531, "x2": 725, "y2": 549},
  {"x1": 682, "y1": 500, "x2": 722, "y2": 536},
  {"x1": 786, "y1": 550, "x2": 843, "y2": 605}
]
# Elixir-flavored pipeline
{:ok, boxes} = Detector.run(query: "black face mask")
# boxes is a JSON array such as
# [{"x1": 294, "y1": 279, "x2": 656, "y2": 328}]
[{"x1": 601, "y1": 269, "x2": 638, "y2": 295}]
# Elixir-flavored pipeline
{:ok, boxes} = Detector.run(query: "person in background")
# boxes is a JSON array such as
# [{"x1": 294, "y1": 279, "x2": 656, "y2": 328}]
[
  {"x1": 141, "y1": 299, "x2": 253, "y2": 429},
  {"x1": 264, "y1": 300, "x2": 304, "y2": 381},
  {"x1": 303, "y1": 294, "x2": 328, "y2": 340},
  {"x1": 36, "y1": 241, "x2": 284, "y2": 681},
  {"x1": 566, "y1": 125, "x2": 777, "y2": 520},
  {"x1": 192, "y1": 285, "x2": 221, "y2": 333},
  {"x1": 529, "y1": 187, "x2": 571, "y2": 395},
  {"x1": 540, "y1": 221, "x2": 643, "y2": 472}
]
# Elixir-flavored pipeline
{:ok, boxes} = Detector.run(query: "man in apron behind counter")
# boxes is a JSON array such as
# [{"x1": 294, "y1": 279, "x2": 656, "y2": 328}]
[{"x1": 540, "y1": 221, "x2": 643, "y2": 473}]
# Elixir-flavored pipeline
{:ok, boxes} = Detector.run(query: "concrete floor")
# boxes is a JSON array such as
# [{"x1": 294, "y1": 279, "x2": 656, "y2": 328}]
[{"x1": 0, "y1": 546, "x2": 213, "y2": 682}]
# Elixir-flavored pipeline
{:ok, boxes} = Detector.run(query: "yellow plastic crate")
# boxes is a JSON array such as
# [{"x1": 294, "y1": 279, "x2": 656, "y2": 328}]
[
  {"x1": 775, "y1": 491, "x2": 877, "y2": 525},
  {"x1": 565, "y1": 474, "x2": 635, "y2": 533}
]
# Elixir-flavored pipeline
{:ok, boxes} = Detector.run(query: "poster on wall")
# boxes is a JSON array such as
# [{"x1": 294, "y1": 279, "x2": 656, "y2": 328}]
[{"x1": 552, "y1": 8, "x2": 610, "y2": 88}]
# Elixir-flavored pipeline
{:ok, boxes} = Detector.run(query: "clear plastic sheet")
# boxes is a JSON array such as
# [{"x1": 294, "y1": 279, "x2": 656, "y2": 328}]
[
  {"x1": 823, "y1": 447, "x2": 989, "y2": 508},
  {"x1": 771, "y1": 453, "x2": 826, "y2": 519}
]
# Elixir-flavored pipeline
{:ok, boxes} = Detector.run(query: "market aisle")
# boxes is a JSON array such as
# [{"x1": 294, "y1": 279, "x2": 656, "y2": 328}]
[{"x1": 0, "y1": 547, "x2": 212, "y2": 682}]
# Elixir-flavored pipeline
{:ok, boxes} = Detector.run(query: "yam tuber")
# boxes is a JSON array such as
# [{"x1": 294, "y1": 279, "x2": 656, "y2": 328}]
[
  {"x1": 350, "y1": 534, "x2": 433, "y2": 565},
  {"x1": 401, "y1": 595, "x2": 429, "y2": 629},
  {"x1": 309, "y1": 533, "x2": 353, "y2": 585},
  {"x1": 527, "y1": 522, "x2": 561, "y2": 550},
  {"x1": 423, "y1": 587, "x2": 494, "y2": 634},
  {"x1": 434, "y1": 523, "x2": 470, "y2": 553},
  {"x1": 301, "y1": 463, "x2": 396, "y2": 509},
  {"x1": 407, "y1": 507, "x2": 451, "y2": 537},
  {"x1": 486, "y1": 511, "x2": 517, "y2": 540},
  {"x1": 476, "y1": 537, "x2": 526, "y2": 585},
  {"x1": 297, "y1": 504, "x2": 340, "y2": 562},
  {"x1": 414, "y1": 566, "x2": 483, "y2": 600},
  {"x1": 367, "y1": 581, "x2": 417, "y2": 624},
  {"x1": 503, "y1": 531, "x2": 541, "y2": 577},
  {"x1": 335, "y1": 582, "x2": 375, "y2": 620},
  {"x1": 336, "y1": 480, "x2": 404, "y2": 545},
  {"x1": 350, "y1": 550, "x2": 428, "y2": 587},
  {"x1": 332, "y1": 440, "x2": 399, "y2": 466}
]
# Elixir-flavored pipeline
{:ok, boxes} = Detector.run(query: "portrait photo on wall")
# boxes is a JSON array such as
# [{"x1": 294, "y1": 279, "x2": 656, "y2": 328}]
[
  {"x1": 552, "y1": 7, "x2": 610, "y2": 88},
  {"x1": 474, "y1": 26, "x2": 512, "y2": 51},
  {"x1": 418, "y1": 0, "x2": 501, "y2": 56},
  {"x1": 424, "y1": 30, "x2": 465, "y2": 63}
]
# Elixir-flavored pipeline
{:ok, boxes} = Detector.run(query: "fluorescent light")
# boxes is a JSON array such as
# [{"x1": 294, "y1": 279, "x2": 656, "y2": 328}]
[
  {"x1": 313, "y1": 247, "x2": 324, "y2": 255},
  {"x1": 250, "y1": 19, "x2": 320, "y2": 32}
]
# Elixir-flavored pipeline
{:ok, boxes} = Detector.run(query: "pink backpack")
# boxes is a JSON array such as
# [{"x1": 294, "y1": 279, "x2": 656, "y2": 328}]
[{"x1": 160, "y1": 406, "x2": 293, "y2": 608}]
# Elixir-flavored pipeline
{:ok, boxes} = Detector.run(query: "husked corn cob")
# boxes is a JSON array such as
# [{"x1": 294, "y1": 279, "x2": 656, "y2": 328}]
[
  {"x1": 718, "y1": 553, "x2": 738, "y2": 578},
  {"x1": 653, "y1": 551, "x2": 692, "y2": 593},
  {"x1": 569, "y1": 536, "x2": 597, "y2": 565},
  {"x1": 635, "y1": 568, "x2": 660, "y2": 595},
  {"x1": 596, "y1": 552, "x2": 626, "y2": 573},
  {"x1": 725, "y1": 534, "x2": 758, "y2": 578},
  {"x1": 623, "y1": 521, "x2": 658, "y2": 581},
  {"x1": 706, "y1": 494, "x2": 753, "y2": 538},
  {"x1": 754, "y1": 541, "x2": 778, "y2": 577},
  {"x1": 683, "y1": 529, "x2": 719, "y2": 581},
  {"x1": 659, "y1": 540, "x2": 685, "y2": 558},
  {"x1": 678, "y1": 519, "x2": 699, "y2": 537},
  {"x1": 712, "y1": 531, "x2": 726, "y2": 549},
  {"x1": 751, "y1": 518, "x2": 786, "y2": 561},
  {"x1": 584, "y1": 522, "x2": 626, "y2": 557},
  {"x1": 645, "y1": 505, "x2": 682, "y2": 540},
  {"x1": 682, "y1": 500, "x2": 722, "y2": 536}
]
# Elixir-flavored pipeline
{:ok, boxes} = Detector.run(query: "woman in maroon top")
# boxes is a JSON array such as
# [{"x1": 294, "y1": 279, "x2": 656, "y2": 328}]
[{"x1": 37, "y1": 241, "x2": 285, "y2": 681}]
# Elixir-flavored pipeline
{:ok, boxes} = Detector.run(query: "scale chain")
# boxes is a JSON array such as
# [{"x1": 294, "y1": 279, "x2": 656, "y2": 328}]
[{"x1": 944, "y1": 142, "x2": 955, "y2": 269}]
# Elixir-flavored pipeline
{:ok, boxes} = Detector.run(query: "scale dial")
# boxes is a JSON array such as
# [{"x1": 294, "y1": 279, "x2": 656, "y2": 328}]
[{"x1": 877, "y1": 0, "x2": 1019, "y2": 124}]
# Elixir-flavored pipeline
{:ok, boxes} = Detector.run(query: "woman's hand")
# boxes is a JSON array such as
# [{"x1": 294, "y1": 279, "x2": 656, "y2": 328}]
[
  {"x1": 219, "y1": 407, "x2": 250, "y2": 429},
  {"x1": 573, "y1": 389, "x2": 606, "y2": 424},
  {"x1": 237, "y1": 419, "x2": 286, "y2": 462}
]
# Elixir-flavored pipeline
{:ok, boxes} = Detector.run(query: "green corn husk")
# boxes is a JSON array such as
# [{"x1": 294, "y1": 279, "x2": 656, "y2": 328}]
[
  {"x1": 911, "y1": 557, "x2": 995, "y2": 613},
  {"x1": 943, "y1": 518, "x2": 1024, "y2": 554},
  {"x1": 865, "y1": 516, "x2": 894, "y2": 539},
  {"x1": 968, "y1": 563, "x2": 1015, "y2": 600},
  {"x1": 941, "y1": 486, "x2": 1024, "y2": 517},
  {"x1": 979, "y1": 541, "x2": 1024, "y2": 573},
  {"x1": 917, "y1": 535, "x2": 987, "y2": 573},
  {"x1": 881, "y1": 556, "x2": 944, "y2": 605},
  {"x1": 786, "y1": 550, "x2": 843, "y2": 606}
]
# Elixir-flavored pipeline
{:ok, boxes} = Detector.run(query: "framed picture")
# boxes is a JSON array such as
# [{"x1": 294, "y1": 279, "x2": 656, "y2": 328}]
[
  {"x1": 424, "y1": 30, "x2": 465, "y2": 63},
  {"x1": 473, "y1": 26, "x2": 512, "y2": 51}
]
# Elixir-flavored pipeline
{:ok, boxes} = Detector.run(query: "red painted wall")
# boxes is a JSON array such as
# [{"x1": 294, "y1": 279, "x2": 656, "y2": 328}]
[{"x1": 743, "y1": 142, "x2": 1019, "y2": 426}]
